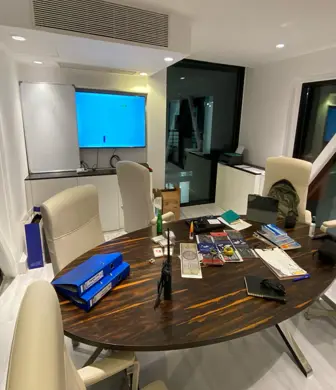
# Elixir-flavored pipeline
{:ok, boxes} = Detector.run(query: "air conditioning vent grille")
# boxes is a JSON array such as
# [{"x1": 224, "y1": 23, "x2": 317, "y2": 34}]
[{"x1": 33, "y1": 0, "x2": 169, "y2": 47}]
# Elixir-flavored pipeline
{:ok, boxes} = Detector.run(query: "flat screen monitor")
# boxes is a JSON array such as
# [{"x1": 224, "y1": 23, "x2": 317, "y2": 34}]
[
  {"x1": 76, "y1": 89, "x2": 146, "y2": 148},
  {"x1": 325, "y1": 105, "x2": 336, "y2": 142}
]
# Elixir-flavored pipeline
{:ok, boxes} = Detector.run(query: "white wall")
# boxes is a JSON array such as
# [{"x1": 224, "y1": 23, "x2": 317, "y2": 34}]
[
  {"x1": 0, "y1": 48, "x2": 28, "y2": 276},
  {"x1": 17, "y1": 64, "x2": 167, "y2": 188},
  {"x1": 240, "y1": 46, "x2": 336, "y2": 168},
  {"x1": 147, "y1": 70, "x2": 167, "y2": 188}
]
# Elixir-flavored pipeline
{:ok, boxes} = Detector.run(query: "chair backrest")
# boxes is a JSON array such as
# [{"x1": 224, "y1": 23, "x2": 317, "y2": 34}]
[
  {"x1": 263, "y1": 156, "x2": 312, "y2": 222},
  {"x1": 117, "y1": 161, "x2": 154, "y2": 232},
  {"x1": 41, "y1": 185, "x2": 104, "y2": 275},
  {"x1": 6, "y1": 281, "x2": 85, "y2": 390}
]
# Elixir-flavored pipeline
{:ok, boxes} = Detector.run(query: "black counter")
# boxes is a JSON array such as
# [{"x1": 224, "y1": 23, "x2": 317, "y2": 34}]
[{"x1": 26, "y1": 163, "x2": 149, "y2": 181}]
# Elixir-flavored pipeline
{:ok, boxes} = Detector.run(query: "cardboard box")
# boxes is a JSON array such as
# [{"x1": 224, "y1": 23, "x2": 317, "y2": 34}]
[{"x1": 161, "y1": 188, "x2": 181, "y2": 220}]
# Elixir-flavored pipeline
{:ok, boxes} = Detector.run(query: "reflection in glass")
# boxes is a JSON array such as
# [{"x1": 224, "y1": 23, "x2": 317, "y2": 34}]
[{"x1": 165, "y1": 61, "x2": 245, "y2": 206}]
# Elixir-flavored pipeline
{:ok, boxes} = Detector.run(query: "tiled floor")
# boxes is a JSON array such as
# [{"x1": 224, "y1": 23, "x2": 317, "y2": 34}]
[{"x1": 1, "y1": 204, "x2": 336, "y2": 390}]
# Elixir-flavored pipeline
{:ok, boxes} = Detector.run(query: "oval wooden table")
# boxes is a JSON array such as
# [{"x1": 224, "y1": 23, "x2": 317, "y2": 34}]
[{"x1": 56, "y1": 220, "x2": 336, "y2": 377}]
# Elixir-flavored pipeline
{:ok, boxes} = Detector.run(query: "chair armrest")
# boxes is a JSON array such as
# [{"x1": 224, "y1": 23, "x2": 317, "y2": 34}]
[
  {"x1": 321, "y1": 220, "x2": 336, "y2": 232},
  {"x1": 150, "y1": 212, "x2": 176, "y2": 226},
  {"x1": 304, "y1": 209, "x2": 312, "y2": 225},
  {"x1": 77, "y1": 351, "x2": 135, "y2": 387},
  {"x1": 162, "y1": 211, "x2": 175, "y2": 222}
]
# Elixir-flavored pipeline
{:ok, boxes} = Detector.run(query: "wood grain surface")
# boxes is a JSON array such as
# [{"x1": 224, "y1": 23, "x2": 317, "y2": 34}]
[{"x1": 55, "y1": 220, "x2": 336, "y2": 351}]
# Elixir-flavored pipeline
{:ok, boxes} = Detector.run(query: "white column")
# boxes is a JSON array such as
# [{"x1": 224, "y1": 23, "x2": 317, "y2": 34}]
[{"x1": 147, "y1": 70, "x2": 167, "y2": 189}]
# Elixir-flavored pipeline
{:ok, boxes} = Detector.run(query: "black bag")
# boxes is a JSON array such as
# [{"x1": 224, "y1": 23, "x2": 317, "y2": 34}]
[{"x1": 268, "y1": 179, "x2": 300, "y2": 226}]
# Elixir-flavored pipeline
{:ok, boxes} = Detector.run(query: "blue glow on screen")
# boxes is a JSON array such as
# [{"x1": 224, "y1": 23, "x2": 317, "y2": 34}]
[
  {"x1": 76, "y1": 91, "x2": 146, "y2": 148},
  {"x1": 325, "y1": 106, "x2": 336, "y2": 142}
]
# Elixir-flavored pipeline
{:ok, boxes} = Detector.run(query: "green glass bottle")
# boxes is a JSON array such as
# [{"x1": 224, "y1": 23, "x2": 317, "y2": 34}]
[{"x1": 157, "y1": 209, "x2": 163, "y2": 235}]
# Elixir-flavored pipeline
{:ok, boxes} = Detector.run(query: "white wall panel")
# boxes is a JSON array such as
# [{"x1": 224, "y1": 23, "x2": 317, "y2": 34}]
[{"x1": 20, "y1": 82, "x2": 80, "y2": 172}]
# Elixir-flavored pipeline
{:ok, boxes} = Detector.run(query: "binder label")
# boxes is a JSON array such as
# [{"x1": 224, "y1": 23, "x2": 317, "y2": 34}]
[
  {"x1": 90, "y1": 282, "x2": 112, "y2": 307},
  {"x1": 83, "y1": 270, "x2": 104, "y2": 293}
]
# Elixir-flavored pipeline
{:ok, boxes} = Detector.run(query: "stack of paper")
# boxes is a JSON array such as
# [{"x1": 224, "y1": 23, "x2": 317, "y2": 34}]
[
  {"x1": 255, "y1": 248, "x2": 307, "y2": 280},
  {"x1": 260, "y1": 224, "x2": 301, "y2": 250}
]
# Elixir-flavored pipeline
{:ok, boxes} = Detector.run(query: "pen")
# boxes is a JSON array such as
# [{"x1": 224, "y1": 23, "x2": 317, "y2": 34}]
[
  {"x1": 293, "y1": 274, "x2": 311, "y2": 282},
  {"x1": 189, "y1": 221, "x2": 194, "y2": 240}
]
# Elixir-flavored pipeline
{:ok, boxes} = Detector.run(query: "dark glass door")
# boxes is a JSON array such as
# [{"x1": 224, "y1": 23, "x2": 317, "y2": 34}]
[
  {"x1": 294, "y1": 80, "x2": 336, "y2": 226},
  {"x1": 165, "y1": 60, "x2": 245, "y2": 206},
  {"x1": 294, "y1": 80, "x2": 336, "y2": 162}
]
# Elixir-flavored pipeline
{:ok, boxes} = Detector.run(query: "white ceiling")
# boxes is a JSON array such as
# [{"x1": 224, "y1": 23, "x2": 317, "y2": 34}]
[
  {"x1": 1, "y1": 0, "x2": 336, "y2": 69},
  {"x1": 129, "y1": 0, "x2": 336, "y2": 67},
  {"x1": 0, "y1": 26, "x2": 185, "y2": 75}
]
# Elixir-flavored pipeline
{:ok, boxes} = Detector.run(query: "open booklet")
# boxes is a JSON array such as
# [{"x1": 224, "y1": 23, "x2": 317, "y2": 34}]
[
  {"x1": 255, "y1": 247, "x2": 307, "y2": 280},
  {"x1": 217, "y1": 217, "x2": 252, "y2": 231}
]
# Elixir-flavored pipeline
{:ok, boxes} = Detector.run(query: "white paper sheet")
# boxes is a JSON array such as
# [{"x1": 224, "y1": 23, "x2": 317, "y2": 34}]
[
  {"x1": 255, "y1": 248, "x2": 307, "y2": 278},
  {"x1": 207, "y1": 219, "x2": 222, "y2": 225},
  {"x1": 234, "y1": 165, "x2": 265, "y2": 175},
  {"x1": 242, "y1": 167, "x2": 265, "y2": 175},
  {"x1": 234, "y1": 165, "x2": 250, "y2": 169},
  {"x1": 235, "y1": 145, "x2": 245, "y2": 154},
  {"x1": 218, "y1": 217, "x2": 252, "y2": 231},
  {"x1": 180, "y1": 243, "x2": 203, "y2": 279}
]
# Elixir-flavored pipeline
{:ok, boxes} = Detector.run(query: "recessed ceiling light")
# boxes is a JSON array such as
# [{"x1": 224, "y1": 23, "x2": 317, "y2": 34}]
[
  {"x1": 139, "y1": 72, "x2": 148, "y2": 76},
  {"x1": 12, "y1": 35, "x2": 26, "y2": 42},
  {"x1": 180, "y1": 77, "x2": 185, "y2": 80},
  {"x1": 33, "y1": 61, "x2": 43, "y2": 65},
  {"x1": 276, "y1": 43, "x2": 285, "y2": 49},
  {"x1": 164, "y1": 57, "x2": 174, "y2": 62}
]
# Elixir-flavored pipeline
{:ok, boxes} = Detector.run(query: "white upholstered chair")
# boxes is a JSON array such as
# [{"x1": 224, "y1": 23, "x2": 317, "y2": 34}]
[
  {"x1": 321, "y1": 219, "x2": 336, "y2": 232},
  {"x1": 263, "y1": 156, "x2": 313, "y2": 224},
  {"x1": 41, "y1": 185, "x2": 105, "y2": 275},
  {"x1": 6, "y1": 281, "x2": 167, "y2": 390},
  {"x1": 117, "y1": 161, "x2": 175, "y2": 233}
]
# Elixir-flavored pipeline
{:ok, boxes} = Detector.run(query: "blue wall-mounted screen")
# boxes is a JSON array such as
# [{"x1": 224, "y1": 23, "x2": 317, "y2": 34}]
[
  {"x1": 325, "y1": 106, "x2": 336, "y2": 142},
  {"x1": 76, "y1": 90, "x2": 146, "y2": 148}
]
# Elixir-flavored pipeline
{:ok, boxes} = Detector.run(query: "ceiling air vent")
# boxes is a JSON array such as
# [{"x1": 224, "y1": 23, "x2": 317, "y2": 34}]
[
  {"x1": 32, "y1": 0, "x2": 169, "y2": 47},
  {"x1": 59, "y1": 62, "x2": 138, "y2": 75}
]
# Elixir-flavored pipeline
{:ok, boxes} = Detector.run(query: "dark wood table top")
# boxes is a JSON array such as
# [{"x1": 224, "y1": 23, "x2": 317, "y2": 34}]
[{"x1": 56, "y1": 220, "x2": 336, "y2": 351}]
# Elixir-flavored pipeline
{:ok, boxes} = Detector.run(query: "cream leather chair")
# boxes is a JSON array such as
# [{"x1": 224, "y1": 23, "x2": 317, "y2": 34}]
[
  {"x1": 117, "y1": 161, "x2": 175, "y2": 233},
  {"x1": 40, "y1": 186, "x2": 140, "y2": 376},
  {"x1": 6, "y1": 281, "x2": 167, "y2": 390},
  {"x1": 41, "y1": 185, "x2": 105, "y2": 275},
  {"x1": 321, "y1": 220, "x2": 336, "y2": 232},
  {"x1": 263, "y1": 156, "x2": 313, "y2": 224}
]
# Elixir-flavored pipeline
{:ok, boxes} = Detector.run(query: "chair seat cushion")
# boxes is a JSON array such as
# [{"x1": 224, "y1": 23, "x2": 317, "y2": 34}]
[
  {"x1": 77, "y1": 351, "x2": 135, "y2": 387},
  {"x1": 143, "y1": 380, "x2": 168, "y2": 390}
]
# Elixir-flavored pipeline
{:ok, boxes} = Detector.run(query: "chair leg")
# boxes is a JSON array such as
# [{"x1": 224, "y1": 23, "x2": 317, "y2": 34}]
[
  {"x1": 83, "y1": 347, "x2": 104, "y2": 367},
  {"x1": 128, "y1": 360, "x2": 140, "y2": 390},
  {"x1": 304, "y1": 294, "x2": 336, "y2": 321},
  {"x1": 305, "y1": 307, "x2": 336, "y2": 320},
  {"x1": 72, "y1": 339, "x2": 80, "y2": 349}
]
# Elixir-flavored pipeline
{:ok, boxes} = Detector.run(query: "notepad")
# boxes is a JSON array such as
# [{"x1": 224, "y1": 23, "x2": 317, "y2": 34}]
[
  {"x1": 244, "y1": 276, "x2": 286, "y2": 303},
  {"x1": 221, "y1": 210, "x2": 240, "y2": 224},
  {"x1": 255, "y1": 248, "x2": 307, "y2": 280}
]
